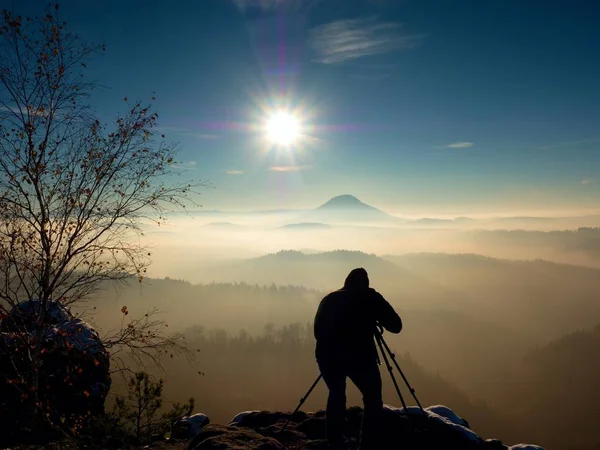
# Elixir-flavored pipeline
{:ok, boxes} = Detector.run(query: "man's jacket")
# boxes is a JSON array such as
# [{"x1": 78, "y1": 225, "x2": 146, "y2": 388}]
[{"x1": 314, "y1": 287, "x2": 402, "y2": 365}]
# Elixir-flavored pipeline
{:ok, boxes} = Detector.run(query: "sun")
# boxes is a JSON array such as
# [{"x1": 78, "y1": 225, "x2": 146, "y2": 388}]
[{"x1": 265, "y1": 111, "x2": 300, "y2": 146}]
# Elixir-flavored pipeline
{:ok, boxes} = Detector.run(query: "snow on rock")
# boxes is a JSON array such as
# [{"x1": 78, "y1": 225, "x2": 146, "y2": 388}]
[
  {"x1": 2, "y1": 300, "x2": 106, "y2": 356},
  {"x1": 385, "y1": 405, "x2": 546, "y2": 450},
  {"x1": 207, "y1": 405, "x2": 546, "y2": 450},
  {"x1": 190, "y1": 406, "x2": 513, "y2": 449},
  {"x1": 426, "y1": 404, "x2": 470, "y2": 428},
  {"x1": 509, "y1": 445, "x2": 545, "y2": 450},
  {"x1": 60, "y1": 317, "x2": 105, "y2": 355},
  {"x1": 11, "y1": 299, "x2": 71, "y2": 324},
  {"x1": 425, "y1": 410, "x2": 480, "y2": 443},
  {"x1": 229, "y1": 410, "x2": 260, "y2": 426},
  {"x1": 172, "y1": 413, "x2": 210, "y2": 439},
  {"x1": 0, "y1": 300, "x2": 111, "y2": 442},
  {"x1": 387, "y1": 404, "x2": 481, "y2": 442},
  {"x1": 383, "y1": 404, "x2": 403, "y2": 414}
]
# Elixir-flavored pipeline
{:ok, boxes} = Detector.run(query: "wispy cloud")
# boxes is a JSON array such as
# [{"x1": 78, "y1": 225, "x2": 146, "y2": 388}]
[
  {"x1": 269, "y1": 165, "x2": 312, "y2": 172},
  {"x1": 173, "y1": 161, "x2": 197, "y2": 170},
  {"x1": 156, "y1": 126, "x2": 220, "y2": 141},
  {"x1": 446, "y1": 142, "x2": 474, "y2": 149},
  {"x1": 0, "y1": 104, "x2": 50, "y2": 117},
  {"x1": 539, "y1": 137, "x2": 600, "y2": 150},
  {"x1": 226, "y1": 170, "x2": 244, "y2": 175},
  {"x1": 581, "y1": 179, "x2": 594, "y2": 185},
  {"x1": 309, "y1": 17, "x2": 425, "y2": 64},
  {"x1": 233, "y1": 0, "x2": 318, "y2": 12}
]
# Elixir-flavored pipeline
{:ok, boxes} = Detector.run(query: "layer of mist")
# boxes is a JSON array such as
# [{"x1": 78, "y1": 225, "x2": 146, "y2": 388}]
[{"x1": 80, "y1": 197, "x2": 600, "y2": 450}]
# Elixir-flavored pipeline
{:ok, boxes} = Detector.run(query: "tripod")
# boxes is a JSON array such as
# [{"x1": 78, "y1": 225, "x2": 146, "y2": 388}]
[{"x1": 281, "y1": 326, "x2": 425, "y2": 432}]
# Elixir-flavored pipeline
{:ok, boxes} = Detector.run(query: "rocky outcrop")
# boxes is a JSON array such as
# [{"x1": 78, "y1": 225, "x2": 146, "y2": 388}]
[
  {"x1": 0, "y1": 300, "x2": 111, "y2": 441},
  {"x1": 186, "y1": 405, "x2": 545, "y2": 450},
  {"x1": 172, "y1": 413, "x2": 211, "y2": 440},
  {"x1": 187, "y1": 425, "x2": 285, "y2": 450}
]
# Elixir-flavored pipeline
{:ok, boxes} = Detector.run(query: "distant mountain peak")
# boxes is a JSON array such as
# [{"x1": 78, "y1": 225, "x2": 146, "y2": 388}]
[
  {"x1": 302, "y1": 194, "x2": 396, "y2": 223},
  {"x1": 328, "y1": 194, "x2": 362, "y2": 203},
  {"x1": 317, "y1": 195, "x2": 376, "y2": 210}
]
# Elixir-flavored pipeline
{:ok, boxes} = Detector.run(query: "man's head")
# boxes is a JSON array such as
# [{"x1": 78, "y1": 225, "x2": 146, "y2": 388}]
[{"x1": 344, "y1": 267, "x2": 369, "y2": 289}]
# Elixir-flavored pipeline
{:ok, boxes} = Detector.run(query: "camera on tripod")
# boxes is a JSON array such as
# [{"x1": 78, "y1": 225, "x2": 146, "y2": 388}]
[
  {"x1": 373, "y1": 324, "x2": 423, "y2": 411},
  {"x1": 281, "y1": 325, "x2": 425, "y2": 433}
]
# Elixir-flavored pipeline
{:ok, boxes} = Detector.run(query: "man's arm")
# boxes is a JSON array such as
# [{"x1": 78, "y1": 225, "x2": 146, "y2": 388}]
[
  {"x1": 313, "y1": 296, "x2": 327, "y2": 340},
  {"x1": 372, "y1": 289, "x2": 402, "y2": 333}
]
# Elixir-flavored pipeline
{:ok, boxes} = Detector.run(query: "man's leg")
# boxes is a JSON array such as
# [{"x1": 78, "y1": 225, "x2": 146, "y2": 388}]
[
  {"x1": 348, "y1": 362, "x2": 383, "y2": 450},
  {"x1": 318, "y1": 360, "x2": 347, "y2": 447}
]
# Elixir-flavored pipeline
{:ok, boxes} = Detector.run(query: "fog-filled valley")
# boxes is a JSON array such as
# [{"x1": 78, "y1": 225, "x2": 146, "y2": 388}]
[
  {"x1": 75, "y1": 196, "x2": 600, "y2": 450},
  {"x1": 2, "y1": 2, "x2": 599, "y2": 449},
  {"x1": 140, "y1": 196, "x2": 600, "y2": 278}
]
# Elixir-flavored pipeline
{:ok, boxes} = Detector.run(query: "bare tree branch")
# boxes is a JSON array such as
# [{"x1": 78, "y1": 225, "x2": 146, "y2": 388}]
[{"x1": 0, "y1": 3, "x2": 206, "y2": 433}]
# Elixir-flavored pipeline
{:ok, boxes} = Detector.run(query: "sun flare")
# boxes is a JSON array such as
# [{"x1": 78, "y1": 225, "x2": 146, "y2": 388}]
[{"x1": 265, "y1": 111, "x2": 300, "y2": 146}]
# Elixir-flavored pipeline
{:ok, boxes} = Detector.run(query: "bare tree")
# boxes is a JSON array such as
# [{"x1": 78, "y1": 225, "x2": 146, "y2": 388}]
[
  {"x1": 103, "y1": 306, "x2": 199, "y2": 375},
  {"x1": 0, "y1": 4, "x2": 204, "y2": 431}
]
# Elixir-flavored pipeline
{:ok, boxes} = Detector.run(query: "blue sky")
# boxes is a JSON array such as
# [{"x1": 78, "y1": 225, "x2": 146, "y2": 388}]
[{"x1": 5, "y1": 0, "x2": 600, "y2": 215}]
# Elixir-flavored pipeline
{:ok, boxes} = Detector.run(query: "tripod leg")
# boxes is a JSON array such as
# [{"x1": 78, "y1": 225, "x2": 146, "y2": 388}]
[
  {"x1": 378, "y1": 335, "x2": 426, "y2": 414},
  {"x1": 280, "y1": 373, "x2": 322, "y2": 433},
  {"x1": 374, "y1": 334, "x2": 408, "y2": 410}
]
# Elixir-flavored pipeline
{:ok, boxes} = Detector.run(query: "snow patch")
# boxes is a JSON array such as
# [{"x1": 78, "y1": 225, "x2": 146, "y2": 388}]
[
  {"x1": 183, "y1": 413, "x2": 210, "y2": 434},
  {"x1": 426, "y1": 405, "x2": 470, "y2": 428},
  {"x1": 509, "y1": 445, "x2": 545, "y2": 450},
  {"x1": 385, "y1": 404, "x2": 545, "y2": 449},
  {"x1": 385, "y1": 404, "x2": 481, "y2": 442},
  {"x1": 229, "y1": 410, "x2": 259, "y2": 425},
  {"x1": 172, "y1": 413, "x2": 210, "y2": 439},
  {"x1": 228, "y1": 405, "x2": 545, "y2": 450}
]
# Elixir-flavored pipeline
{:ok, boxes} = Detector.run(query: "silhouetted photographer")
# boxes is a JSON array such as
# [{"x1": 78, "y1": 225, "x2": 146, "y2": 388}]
[{"x1": 314, "y1": 268, "x2": 402, "y2": 450}]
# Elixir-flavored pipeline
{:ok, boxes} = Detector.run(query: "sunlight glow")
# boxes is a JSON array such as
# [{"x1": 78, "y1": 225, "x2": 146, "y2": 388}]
[{"x1": 265, "y1": 111, "x2": 300, "y2": 146}]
